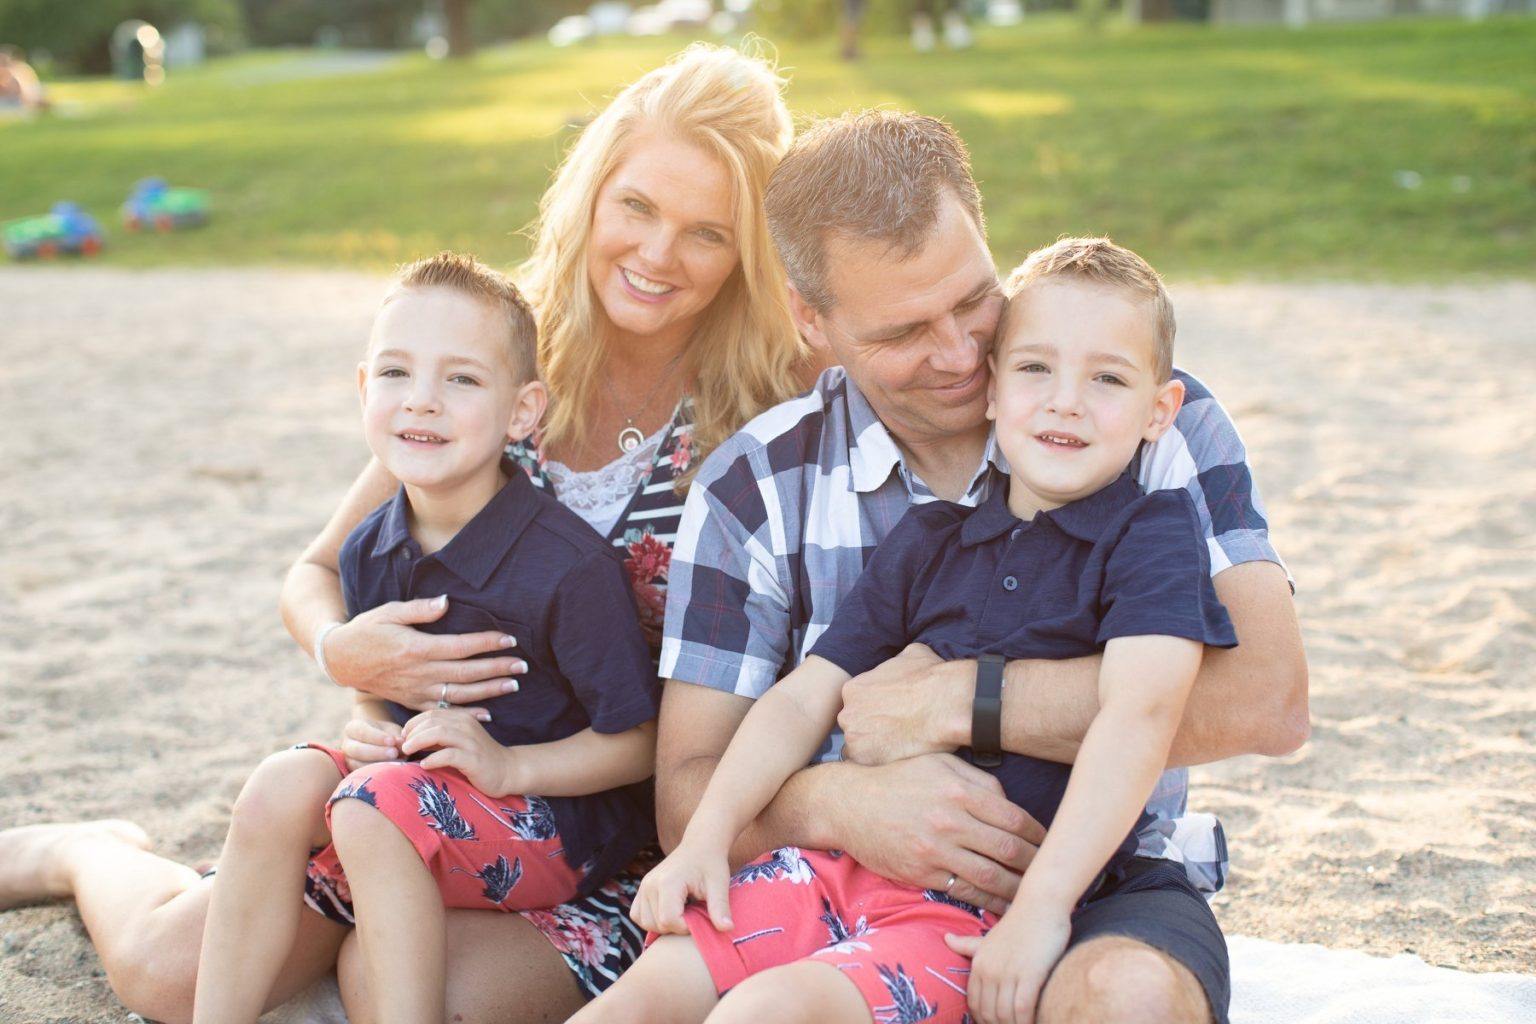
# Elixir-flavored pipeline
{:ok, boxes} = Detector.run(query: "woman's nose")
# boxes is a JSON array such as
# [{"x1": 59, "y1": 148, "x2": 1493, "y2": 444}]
[{"x1": 636, "y1": 225, "x2": 679, "y2": 272}]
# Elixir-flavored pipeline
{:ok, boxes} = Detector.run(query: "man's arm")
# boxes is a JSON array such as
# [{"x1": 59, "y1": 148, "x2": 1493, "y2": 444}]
[
  {"x1": 839, "y1": 559, "x2": 1309, "y2": 767},
  {"x1": 656, "y1": 679, "x2": 1044, "y2": 915}
]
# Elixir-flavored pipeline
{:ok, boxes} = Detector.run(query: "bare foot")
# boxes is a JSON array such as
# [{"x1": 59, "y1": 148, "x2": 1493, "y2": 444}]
[{"x1": 0, "y1": 820, "x2": 151, "y2": 909}]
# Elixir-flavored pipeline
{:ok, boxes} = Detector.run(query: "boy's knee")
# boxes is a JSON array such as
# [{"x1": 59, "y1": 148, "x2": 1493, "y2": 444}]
[
  {"x1": 1040, "y1": 937, "x2": 1209, "y2": 1024},
  {"x1": 228, "y1": 748, "x2": 340, "y2": 843},
  {"x1": 711, "y1": 962, "x2": 869, "y2": 1024}
]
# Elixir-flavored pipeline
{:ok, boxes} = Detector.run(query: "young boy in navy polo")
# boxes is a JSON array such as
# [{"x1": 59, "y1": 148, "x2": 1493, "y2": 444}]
[
  {"x1": 577, "y1": 238, "x2": 1238, "y2": 1024},
  {"x1": 191, "y1": 253, "x2": 659, "y2": 1024}
]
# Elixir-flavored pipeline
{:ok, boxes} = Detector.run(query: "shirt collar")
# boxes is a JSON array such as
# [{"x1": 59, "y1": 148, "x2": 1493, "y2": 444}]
[
  {"x1": 371, "y1": 460, "x2": 542, "y2": 590},
  {"x1": 844, "y1": 375, "x2": 1010, "y2": 500},
  {"x1": 960, "y1": 468, "x2": 1143, "y2": 547}
]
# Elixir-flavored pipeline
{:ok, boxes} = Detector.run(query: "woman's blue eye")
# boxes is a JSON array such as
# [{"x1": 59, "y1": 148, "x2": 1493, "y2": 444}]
[
  {"x1": 696, "y1": 228, "x2": 725, "y2": 244},
  {"x1": 624, "y1": 198, "x2": 649, "y2": 214}
]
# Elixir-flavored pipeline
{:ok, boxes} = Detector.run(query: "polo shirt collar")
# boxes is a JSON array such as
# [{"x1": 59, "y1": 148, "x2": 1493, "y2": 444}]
[
  {"x1": 372, "y1": 460, "x2": 540, "y2": 590},
  {"x1": 845, "y1": 376, "x2": 1010, "y2": 498},
  {"x1": 960, "y1": 468, "x2": 1142, "y2": 547}
]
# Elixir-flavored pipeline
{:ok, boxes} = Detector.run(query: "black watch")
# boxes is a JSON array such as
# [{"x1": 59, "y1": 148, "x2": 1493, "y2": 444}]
[{"x1": 971, "y1": 653, "x2": 1005, "y2": 767}]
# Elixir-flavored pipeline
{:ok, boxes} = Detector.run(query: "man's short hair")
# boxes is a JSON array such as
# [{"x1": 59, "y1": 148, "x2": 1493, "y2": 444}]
[
  {"x1": 765, "y1": 110, "x2": 985, "y2": 312},
  {"x1": 392, "y1": 251, "x2": 538, "y2": 383},
  {"x1": 1001, "y1": 237, "x2": 1176, "y2": 382}
]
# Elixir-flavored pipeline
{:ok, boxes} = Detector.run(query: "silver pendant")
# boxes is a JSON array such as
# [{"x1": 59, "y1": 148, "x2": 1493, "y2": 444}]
[{"x1": 618, "y1": 426, "x2": 645, "y2": 454}]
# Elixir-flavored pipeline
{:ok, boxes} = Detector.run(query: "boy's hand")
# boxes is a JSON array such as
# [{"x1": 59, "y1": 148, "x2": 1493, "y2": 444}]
[
  {"x1": 341, "y1": 717, "x2": 406, "y2": 770},
  {"x1": 401, "y1": 708, "x2": 520, "y2": 796},
  {"x1": 629, "y1": 840, "x2": 733, "y2": 937},
  {"x1": 946, "y1": 902, "x2": 1071, "y2": 1024}
]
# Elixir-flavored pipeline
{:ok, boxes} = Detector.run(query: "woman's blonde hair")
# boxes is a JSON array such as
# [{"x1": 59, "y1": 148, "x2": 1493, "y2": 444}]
[{"x1": 519, "y1": 41, "x2": 805, "y2": 476}]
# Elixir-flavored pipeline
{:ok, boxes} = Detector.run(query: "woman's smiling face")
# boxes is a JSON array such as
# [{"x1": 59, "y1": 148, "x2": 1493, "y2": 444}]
[{"x1": 585, "y1": 132, "x2": 740, "y2": 349}]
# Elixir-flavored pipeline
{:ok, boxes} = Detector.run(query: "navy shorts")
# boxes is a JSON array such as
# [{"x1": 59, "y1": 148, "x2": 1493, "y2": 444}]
[{"x1": 1066, "y1": 857, "x2": 1229, "y2": 1024}]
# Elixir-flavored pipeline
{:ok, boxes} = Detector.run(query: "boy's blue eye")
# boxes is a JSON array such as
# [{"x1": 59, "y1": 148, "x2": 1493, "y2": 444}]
[
  {"x1": 380, "y1": 368, "x2": 407, "y2": 378},
  {"x1": 1018, "y1": 362, "x2": 1048, "y2": 373},
  {"x1": 1096, "y1": 373, "x2": 1126, "y2": 386},
  {"x1": 450, "y1": 375, "x2": 480, "y2": 386}
]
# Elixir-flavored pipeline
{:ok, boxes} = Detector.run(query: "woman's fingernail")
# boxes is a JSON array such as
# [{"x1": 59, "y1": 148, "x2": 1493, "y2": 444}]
[
  {"x1": 500, "y1": 634, "x2": 517, "y2": 647},
  {"x1": 502, "y1": 680, "x2": 520, "y2": 693},
  {"x1": 435, "y1": 594, "x2": 448, "y2": 609},
  {"x1": 478, "y1": 711, "x2": 493, "y2": 722}
]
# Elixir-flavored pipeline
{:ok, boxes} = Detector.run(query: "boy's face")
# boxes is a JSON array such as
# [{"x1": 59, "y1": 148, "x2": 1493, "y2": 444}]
[
  {"x1": 359, "y1": 286, "x2": 542, "y2": 494},
  {"x1": 987, "y1": 278, "x2": 1183, "y2": 516}
]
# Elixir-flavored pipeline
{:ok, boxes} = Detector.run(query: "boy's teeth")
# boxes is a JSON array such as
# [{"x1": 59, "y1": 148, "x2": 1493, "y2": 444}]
[{"x1": 622, "y1": 268, "x2": 673, "y2": 295}]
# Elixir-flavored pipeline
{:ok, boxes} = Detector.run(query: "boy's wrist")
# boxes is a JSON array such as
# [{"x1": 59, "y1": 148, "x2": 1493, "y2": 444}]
[{"x1": 496, "y1": 748, "x2": 529, "y2": 798}]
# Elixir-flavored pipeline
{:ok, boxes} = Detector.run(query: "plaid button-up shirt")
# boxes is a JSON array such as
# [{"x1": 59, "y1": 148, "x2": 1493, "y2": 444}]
[{"x1": 659, "y1": 366, "x2": 1289, "y2": 893}]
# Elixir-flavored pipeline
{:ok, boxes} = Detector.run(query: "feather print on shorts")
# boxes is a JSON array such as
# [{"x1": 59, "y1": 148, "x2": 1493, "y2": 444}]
[
  {"x1": 873, "y1": 963, "x2": 938, "y2": 1023},
  {"x1": 410, "y1": 775, "x2": 477, "y2": 840},
  {"x1": 506, "y1": 795, "x2": 559, "y2": 840},
  {"x1": 451, "y1": 854, "x2": 524, "y2": 904},
  {"x1": 730, "y1": 846, "x2": 817, "y2": 887},
  {"x1": 330, "y1": 776, "x2": 378, "y2": 808},
  {"x1": 922, "y1": 887, "x2": 986, "y2": 919}
]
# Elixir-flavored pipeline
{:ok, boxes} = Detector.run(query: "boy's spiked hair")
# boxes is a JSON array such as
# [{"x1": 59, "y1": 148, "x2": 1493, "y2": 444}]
[
  {"x1": 1001, "y1": 237, "x2": 1176, "y2": 382},
  {"x1": 391, "y1": 251, "x2": 538, "y2": 383}
]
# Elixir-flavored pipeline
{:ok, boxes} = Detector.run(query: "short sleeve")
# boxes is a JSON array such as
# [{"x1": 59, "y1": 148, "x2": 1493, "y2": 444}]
[
  {"x1": 338, "y1": 529, "x2": 367, "y2": 620},
  {"x1": 548, "y1": 551, "x2": 660, "y2": 734},
  {"x1": 808, "y1": 505, "x2": 938, "y2": 677},
  {"x1": 1139, "y1": 370, "x2": 1292, "y2": 588},
  {"x1": 657, "y1": 442, "x2": 794, "y2": 698},
  {"x1": 1098, "y1": 491, "x2": 1239, "y2": 650}
]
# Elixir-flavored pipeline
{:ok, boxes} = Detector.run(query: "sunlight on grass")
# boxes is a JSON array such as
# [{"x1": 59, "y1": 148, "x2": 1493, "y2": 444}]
[{"x1": 950, "y1": 89, "x2": 1074, "y2": 120}]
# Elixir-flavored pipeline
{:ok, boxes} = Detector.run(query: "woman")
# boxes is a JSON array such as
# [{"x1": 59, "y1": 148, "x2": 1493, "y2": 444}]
[{"x1": 0, "y1": 42, "x2": 810, "y2": 1023}]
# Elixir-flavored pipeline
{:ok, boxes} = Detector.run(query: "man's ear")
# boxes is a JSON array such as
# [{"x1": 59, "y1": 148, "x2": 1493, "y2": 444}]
[
  {"x1": 506, "y1": 379, "x2": 548, "y2": 445},
  {"x1": 1143, "y1": 377, "x2": 1186, "y2": 443},
  {"x1": 786, "y1": 284, "x2": 831, "y2": 354},
  {"x1": 985, "y1": 353, "x2": 999, "y2": 422}
]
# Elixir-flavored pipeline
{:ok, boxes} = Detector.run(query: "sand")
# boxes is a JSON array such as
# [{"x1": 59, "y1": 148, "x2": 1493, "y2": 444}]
[{"x1": 0, "y1": 268, "x2": 1531, "y2": 1021}]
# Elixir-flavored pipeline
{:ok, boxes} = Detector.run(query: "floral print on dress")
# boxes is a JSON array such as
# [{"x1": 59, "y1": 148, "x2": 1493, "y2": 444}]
[
  {"x1": 519, "y1": 863, "x2": 651, "y2": 997},
  {"x1": 623, "y1": 528, "x2": 672, "y2": 646}
]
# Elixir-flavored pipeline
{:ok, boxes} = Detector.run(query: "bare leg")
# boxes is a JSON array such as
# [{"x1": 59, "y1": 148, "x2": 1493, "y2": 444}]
[
  {"x1": 567, "y1": 934, "x2": 718, "y2": 1024},
  {"x1": 330, "y1": 796, "x2": 447, "y2": 1024},
  {"x1": 338, "y1": 908, "x2": 587, "y2": 1024},
  {"x1": 193, "y1": 747, "x2": 346, "y2": 1024},
  {"x1": 0, "y1": 798, "x2": 345, "y2": 1022},
  {"x1": 1037, "y1": 935, "x2": 1214, "y2": 1024},
  {"x1": 705, "y1": 960, "x2": 872, "y2": 1024}
]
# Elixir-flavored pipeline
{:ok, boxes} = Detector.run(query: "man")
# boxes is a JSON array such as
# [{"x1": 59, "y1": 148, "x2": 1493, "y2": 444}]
[{"x1": 656, "y1": 111, "x2": 1307, "y2": 1023}]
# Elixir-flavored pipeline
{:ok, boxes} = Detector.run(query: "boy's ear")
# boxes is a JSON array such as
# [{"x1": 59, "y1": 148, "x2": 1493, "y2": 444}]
[
  {"x1": 356, "y1": 361, "x2": 369, "y2": 407},
  {"x1": 1142, "y1": 377, "x2": 1185, "y2": 443},
  {"x1": 985, "y1": 353, "x2": 998, "y2": 422},
  {"x1": 506, "y1": 379, "x2": 548, "y2": 445}
]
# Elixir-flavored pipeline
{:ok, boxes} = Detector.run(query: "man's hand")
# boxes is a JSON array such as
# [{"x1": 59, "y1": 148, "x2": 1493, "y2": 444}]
[
  {"x1": 323, "y1": 597, "x2": 526, "y2": 709},
  {"x1": 830, "y1": 753, "x2": 1044, "y2": 915},
  {"x1": 838, "y1": 643, "x2": 967, "y2": 765}
]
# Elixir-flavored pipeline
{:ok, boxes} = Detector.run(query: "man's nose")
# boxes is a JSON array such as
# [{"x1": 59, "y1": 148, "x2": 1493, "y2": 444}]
[{"x1": 927, "y1": 315, "x2": 979, "y2": 376}]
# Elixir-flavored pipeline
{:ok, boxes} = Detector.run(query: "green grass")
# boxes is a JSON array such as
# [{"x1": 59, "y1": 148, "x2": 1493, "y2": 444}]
[{"x1": 3, "y1": 17, "x2": 1533, "y2": 277}]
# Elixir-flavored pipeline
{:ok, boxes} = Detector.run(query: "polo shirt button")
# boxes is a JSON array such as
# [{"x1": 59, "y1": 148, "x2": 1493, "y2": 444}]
[
  {"x1": 1010, "y1": 527, "x2": 1022, "y2": 540},
  {"x1": 1002, "y1": 575, "x2": 1018, "y2": 591}
]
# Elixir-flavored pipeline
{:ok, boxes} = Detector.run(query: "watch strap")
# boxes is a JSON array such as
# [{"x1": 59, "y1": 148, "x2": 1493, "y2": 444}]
[{"x1": 972, "y1": 653, "x2": 1005, "y2": 767}]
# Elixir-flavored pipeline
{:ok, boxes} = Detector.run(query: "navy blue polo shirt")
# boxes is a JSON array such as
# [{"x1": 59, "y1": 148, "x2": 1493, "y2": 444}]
[
  {"x1": 339, "y1": 462, "x2": 660, "y2": 895},
  {"x1": 810, "y1": 470, "x2": 1237, "y2": 868}
]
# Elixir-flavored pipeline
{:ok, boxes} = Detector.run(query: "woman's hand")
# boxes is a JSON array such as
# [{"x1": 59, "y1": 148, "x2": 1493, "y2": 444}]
[
  {"x1": 630, "y1": 840, "x2": 734, "y2": 936},
  {"x1": 946, "y1": 901, "x2": 1072, "y2": 1024},
  {"x1": 322, "y1": 596, "x2": 526, "y2": 709},
  {"x1": 401, "y1": 708, "x2": 518, "y2": 796}
]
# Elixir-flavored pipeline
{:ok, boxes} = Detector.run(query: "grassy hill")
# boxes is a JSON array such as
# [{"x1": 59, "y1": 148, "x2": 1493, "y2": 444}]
[{"x1": 3, "y1": 17, "x2": 1532, "y2": 277}]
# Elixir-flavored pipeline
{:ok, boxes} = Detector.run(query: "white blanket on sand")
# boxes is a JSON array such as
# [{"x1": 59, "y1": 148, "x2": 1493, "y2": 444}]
[{"x1": 263, "y1": 936, "x2": 1536, "y2": 1024}]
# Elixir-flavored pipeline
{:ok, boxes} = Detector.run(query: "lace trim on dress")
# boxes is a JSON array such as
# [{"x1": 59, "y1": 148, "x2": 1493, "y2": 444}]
[{"x1": 544, "y1": 421, "x2": 668, "y2": 538}]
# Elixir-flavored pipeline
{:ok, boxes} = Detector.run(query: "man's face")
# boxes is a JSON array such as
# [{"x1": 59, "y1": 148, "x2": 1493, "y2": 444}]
[{"x1": 791, "y1": 191, "x2": 1003, "y2": 447}]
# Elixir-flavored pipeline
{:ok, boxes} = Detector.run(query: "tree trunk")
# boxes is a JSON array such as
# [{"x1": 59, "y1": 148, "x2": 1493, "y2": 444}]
[{"x1": 444, "y1": 0, "x2": 474, "y2": 58}]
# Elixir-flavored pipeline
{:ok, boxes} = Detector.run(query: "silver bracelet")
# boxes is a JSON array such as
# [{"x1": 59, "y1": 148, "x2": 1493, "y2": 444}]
[{"x1": 312, "y1": 620, "x2": 346, "y2": 684}]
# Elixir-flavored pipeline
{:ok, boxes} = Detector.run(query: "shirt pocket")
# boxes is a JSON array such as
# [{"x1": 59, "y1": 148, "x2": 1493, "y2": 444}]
[{"x1": 429, "y1": 602, "x2": 574, "y2": 745}]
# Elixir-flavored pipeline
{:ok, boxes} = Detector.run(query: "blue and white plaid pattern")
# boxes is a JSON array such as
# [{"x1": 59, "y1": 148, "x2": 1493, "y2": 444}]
[{"x1": 660, "y1": 366, "x2": 1288, "y2": 894}]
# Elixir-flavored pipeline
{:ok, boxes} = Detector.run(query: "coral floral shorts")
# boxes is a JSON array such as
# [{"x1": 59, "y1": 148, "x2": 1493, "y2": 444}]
[
  {"x1": 676, "y1": 846, "x2": 997, "y2": 1023},
  {"x1": 299, "y1": 744, "x2": 585, "y2": 924}
]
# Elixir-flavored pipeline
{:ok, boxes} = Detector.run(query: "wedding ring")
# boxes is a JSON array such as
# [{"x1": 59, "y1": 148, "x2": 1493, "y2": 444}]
[
  {"x1": 437, "y1": 683, "x2": 450, "y2": 709},
  {"x1": 943, "y1": 873, "x2": 958, "y2": 894}
]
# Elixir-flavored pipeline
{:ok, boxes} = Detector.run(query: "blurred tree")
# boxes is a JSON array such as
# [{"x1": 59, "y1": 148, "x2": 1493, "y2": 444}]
[
  {"x1": 0, "y1": 0, "x2": 242, "y2": 71},
  {"x1": 241, "y1": 0, "x2": 412, "y2": 47},
  {"x1": 443, "y1": 0, "x2": 472, "y2": 55}
]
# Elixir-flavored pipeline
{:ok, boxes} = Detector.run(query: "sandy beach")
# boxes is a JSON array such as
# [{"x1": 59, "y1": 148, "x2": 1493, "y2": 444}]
[{"x1": 0, "y1": 268, "x2": 1531, "y2": 1022}]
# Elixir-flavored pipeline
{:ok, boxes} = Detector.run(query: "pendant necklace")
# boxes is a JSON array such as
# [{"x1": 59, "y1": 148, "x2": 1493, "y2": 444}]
[{"x1": 605, "y1": 353, "x2": 684, "y2": 455}]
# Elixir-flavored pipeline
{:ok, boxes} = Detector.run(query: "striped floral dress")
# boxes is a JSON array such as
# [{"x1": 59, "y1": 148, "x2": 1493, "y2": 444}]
[{"x1": 501, "y1": 396, "x2": 693, "y2": 997}]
